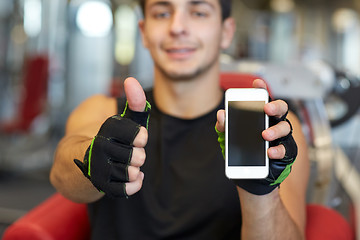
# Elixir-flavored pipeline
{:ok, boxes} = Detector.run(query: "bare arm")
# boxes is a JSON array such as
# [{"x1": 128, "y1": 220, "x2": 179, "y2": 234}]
[
  {"x1": 50, "y1": 95, "x2": 117, "y2": 203},
  {"x1": 239, "y1": 112, "x2": 309, "y2": 240}
]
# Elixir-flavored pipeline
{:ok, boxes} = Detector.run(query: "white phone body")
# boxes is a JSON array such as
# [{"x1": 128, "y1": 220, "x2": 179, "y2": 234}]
[{"x1": 225, "y1": 88, "x2": 269, "y2": 179}]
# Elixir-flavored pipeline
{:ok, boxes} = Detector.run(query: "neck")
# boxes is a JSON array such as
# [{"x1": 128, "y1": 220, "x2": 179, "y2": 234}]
[{"x1": 153, "y1": 64, "x2": 223, "y2": 119}]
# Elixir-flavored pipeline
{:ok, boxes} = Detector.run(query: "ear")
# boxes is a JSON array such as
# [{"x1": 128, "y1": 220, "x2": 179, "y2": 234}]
[
  {"x1": 138, "y1": 20, "x2": 149, "y2": 49},
  {"x1": 220, "y1": 17, "x2": 236, "y2": 49}
]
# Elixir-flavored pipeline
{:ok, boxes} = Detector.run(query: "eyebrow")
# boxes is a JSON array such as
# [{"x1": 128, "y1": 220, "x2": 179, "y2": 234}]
[
  {"x1": 189, "y1": 0, "x2": 215, "y2": 8},
  {"x1": 147, "y1": 1, "x2": 170, "y2": 9},
  {"x1": 148, "y1": 0, "x2": 215, "y2": 9}
]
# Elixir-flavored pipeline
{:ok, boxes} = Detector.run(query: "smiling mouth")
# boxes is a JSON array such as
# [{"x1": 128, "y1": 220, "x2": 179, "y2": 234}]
[
  {"x1": 167, "y1": 48, "x2": 194, "y2": 53},
  {"x1": 165, "y1": 47, "x2": 196, "y2": 59}
]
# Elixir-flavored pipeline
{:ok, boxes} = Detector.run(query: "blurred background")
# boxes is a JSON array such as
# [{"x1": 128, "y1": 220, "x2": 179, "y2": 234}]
[{"x1": 1, "y1": 0, "x2": 360, "y2": 238}]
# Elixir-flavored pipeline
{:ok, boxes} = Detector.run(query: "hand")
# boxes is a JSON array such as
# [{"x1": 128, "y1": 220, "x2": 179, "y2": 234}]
[
  {"x1": 74, "y1": 77, "x2": 151, "y2": 198},
  {"x1": 215, "y1": 79, "x2": 297, "y2": 195}
]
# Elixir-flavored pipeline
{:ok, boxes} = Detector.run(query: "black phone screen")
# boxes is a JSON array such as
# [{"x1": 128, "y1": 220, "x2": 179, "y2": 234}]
[{"x1": 228, "y1": 101, "x2": 266, "y2": 166}]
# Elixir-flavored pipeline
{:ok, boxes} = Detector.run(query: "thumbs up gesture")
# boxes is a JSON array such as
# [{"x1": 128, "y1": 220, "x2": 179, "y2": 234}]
[{"x1": 74, "y1": 77, "x2": 151, "y2": 198}]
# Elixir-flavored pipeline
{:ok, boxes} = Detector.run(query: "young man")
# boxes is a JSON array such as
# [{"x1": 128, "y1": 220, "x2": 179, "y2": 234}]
[{"x1": 50, "y1": 0, "x2": 309, "y2": 239}]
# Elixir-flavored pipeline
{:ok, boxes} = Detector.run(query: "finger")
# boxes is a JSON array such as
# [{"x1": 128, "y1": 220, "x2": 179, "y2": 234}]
[
  {"x1": 264, "y1": 100, "x2": 288, "y2": 118},
  {"x1": 252, "y1": 79, "x2": 267, "y2": 89},
  {"x1": 267, "y1": 144, "x2": 286, "y2": 159},
  {"x1": 125, "y1": 172, "x2": 144, "y2": 196},
  {"x1": 133, "y1": 126, "x2": 148, "y2": 147},
  {"x1": 215, "y1": 110, "x2": 225, "y2": 132},
  {"x1": 130, "y1": 147, "x2": 146, "y2": 167},
  {"x1": 124, "y1": 77, "x2": 146, "y2": 112},
  {"x1": 127, "y1": 166, "x2": 141, "y2": 181},
  {"x1": 262, "y1": 120, "x2": 291, "y2": 141}
]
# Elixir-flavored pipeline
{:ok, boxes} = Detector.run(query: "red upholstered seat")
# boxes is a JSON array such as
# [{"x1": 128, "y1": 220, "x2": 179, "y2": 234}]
[{"x1": 2, "y1": 194, "x2": 90, "y2": 240}]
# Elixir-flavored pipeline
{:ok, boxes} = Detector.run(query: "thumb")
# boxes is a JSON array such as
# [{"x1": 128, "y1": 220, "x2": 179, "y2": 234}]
[{"x1": 124, "y1": 77, "x2": 146, "y2": 112}]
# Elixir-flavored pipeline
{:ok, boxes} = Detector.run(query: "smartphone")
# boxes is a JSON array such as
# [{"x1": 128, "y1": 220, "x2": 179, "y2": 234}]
[{"x1": 225, "y1": 88, "x2": 269, "y2": 179}]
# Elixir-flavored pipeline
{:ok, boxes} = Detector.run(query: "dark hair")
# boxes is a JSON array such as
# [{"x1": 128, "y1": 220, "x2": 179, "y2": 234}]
[{"x1": 138, "y1": 0, "x2": 232, "y2": 21}]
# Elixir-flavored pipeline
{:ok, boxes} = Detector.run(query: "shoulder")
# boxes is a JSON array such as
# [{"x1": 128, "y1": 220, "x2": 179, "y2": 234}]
[
  {"x1": 76, "y1": 94, "x2": 116, "y2": 111},
  {"x1": 65, "y1": 94, "x2": 117, "y2": 136}
]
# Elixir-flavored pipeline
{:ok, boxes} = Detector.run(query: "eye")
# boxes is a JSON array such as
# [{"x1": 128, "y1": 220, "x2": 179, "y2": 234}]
[
  {"x1": 154, "y1": 11, "x2": 171, "y2": 19},
  {"x1": 150, "y1": 6, "x2": 172, "y2": 19},
  {"x1": 191, "y1": 11, "x2": 208, "y2": 18}
]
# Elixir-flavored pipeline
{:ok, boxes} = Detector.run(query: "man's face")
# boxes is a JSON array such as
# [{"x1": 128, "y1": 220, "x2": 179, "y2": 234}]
[{"x1": 139, "y1": 0, "x2": 234, "y2": 81}]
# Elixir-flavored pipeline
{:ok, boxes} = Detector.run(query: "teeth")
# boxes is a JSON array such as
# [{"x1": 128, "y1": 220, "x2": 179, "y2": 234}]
[{"x1": 168, "y1": 49, "x2": 190, "y2": 53}]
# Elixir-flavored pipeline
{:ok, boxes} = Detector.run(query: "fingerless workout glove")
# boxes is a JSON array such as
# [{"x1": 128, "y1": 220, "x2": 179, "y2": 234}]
[
  {"x1": 74, "y1": 101, "x2": 151, "y2": 198},
  {"x1": 216, "y1": 111, "x2": 297, "y2": 195}
]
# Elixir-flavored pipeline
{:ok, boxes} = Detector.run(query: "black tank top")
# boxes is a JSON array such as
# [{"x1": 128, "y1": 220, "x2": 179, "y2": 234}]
[{"x1": 88, "y1": 90, "x2": 241, "y2": 240}]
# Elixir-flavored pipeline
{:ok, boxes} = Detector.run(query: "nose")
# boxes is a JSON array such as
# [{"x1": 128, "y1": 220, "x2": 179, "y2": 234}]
[{"x1": 169, "y1": 12, "x2": 188, "y2": 36}]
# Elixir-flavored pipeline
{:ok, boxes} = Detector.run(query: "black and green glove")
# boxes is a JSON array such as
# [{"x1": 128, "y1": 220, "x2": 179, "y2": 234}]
[
  {"x1": 216, "y1": 111, "x2": 297, "y2": 195},
  {"x1": 74, "y1": 101, "x2": 151, "y2": 198}
]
